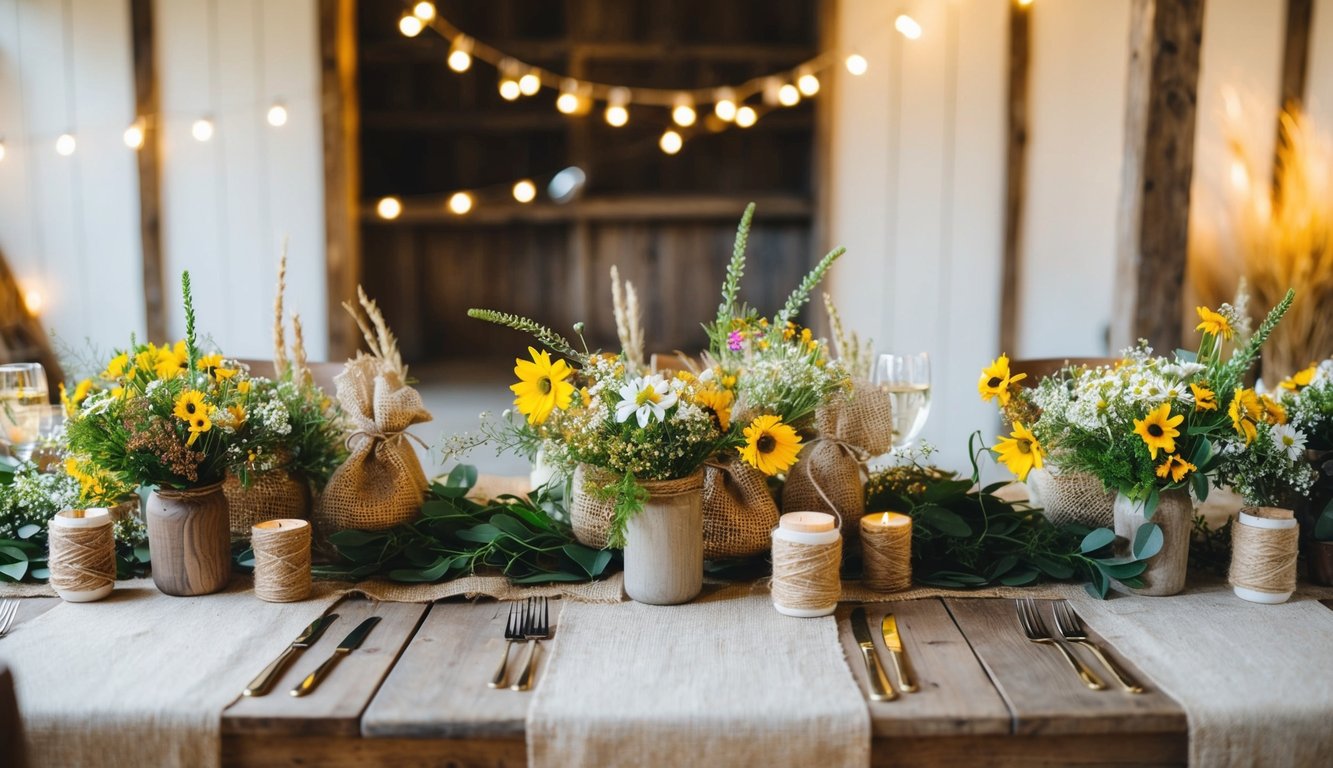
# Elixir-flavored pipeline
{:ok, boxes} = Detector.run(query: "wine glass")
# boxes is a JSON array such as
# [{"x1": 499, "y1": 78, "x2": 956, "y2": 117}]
[
  {"x1": 874, "y1": 353, "x2": 931, "y2": 450},
  {"x1": 0, "y1": 363, "x2": 50, "y2": 461}
]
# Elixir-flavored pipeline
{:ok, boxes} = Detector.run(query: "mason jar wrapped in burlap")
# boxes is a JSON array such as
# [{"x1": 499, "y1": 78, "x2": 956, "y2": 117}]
[
  {"x1": 701, "y1": 458, "x2": 779, "y2": 559},
  {"x1": 1025, "y1": 467, "x2": 1115, "y2": 528},
  {"x1": 223, "y1": 459, "x2": 312, "y2": 539},
  {"x1": 570, "y1": 464, "x2": 616, "y2": 549}
]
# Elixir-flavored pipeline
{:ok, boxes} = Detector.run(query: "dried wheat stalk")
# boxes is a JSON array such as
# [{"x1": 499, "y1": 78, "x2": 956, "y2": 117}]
[
  {"x1": 343, "y1": 286, "x2": 405, "y2": 378},
  {"x1": 273, "y1": 239, "x2": 290, "y2": 377}
]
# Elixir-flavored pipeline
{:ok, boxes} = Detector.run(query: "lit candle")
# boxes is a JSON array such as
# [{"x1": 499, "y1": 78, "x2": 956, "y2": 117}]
[
  {"x1": 781, "y1": 510, "x2": 837, "y2": 534},
  {"x1": 771, "y1": 511, "x2": 842, "y2": 617},
  {"x1": 251, "y1": 519, "x2": 312, "y2": 602},
  {"x1": 861, "y1": 512, "x2": 912, "y2": 592}
]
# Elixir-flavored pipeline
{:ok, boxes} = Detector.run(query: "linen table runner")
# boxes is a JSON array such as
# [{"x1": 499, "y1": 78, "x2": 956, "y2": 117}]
[
  {"x1": 1, "y1": 577, "x2": 342, "y2": 768},
  {"x1": 527, "y1": 586, "x2": 871, "y2": 768}
]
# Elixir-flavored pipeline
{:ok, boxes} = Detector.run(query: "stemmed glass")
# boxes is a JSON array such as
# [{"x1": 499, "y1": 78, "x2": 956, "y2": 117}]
[
  {"x1": 0, "y1": 363, "x2": 50, "y2": 461},
  {"x1": 874, "y1": 353, "x2": 931, "y2": 451}
]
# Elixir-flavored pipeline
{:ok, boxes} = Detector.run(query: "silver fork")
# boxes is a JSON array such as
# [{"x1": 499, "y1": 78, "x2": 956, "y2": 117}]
[
  {"x1": 1051, "y1": 600, "x2": 1145, "y2": 694},
  {"x1": 511, "y1": 597, "x2": 550, "y2": 692},
  {"x1": 0, "y1": 599, "x2": 19, "y2": 638},
  {"x1": 488, "y1": 601, "x2": 526, "y2": 689},
  {"x1": 1015, "y1": 598, "x2": 1105, "y2": 690}
]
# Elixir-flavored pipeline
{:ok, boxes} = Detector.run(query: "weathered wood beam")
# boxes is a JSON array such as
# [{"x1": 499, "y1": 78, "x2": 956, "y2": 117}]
[
  {"x1": 998, "y1": 0, "x2": 1031, "y2": 355},
  {"x1": 1273, "y1": 0, "x2": 1314, "y2": 200},
  {"x1": 1111, "y1": 0, "x2": 1205, "y2": 354},
  {"x1": 129, "y1": 0, "x2": 165, "y2": 343},
  {"x1": 319, "y1": 0, "x2": 362, "y2": 361}
]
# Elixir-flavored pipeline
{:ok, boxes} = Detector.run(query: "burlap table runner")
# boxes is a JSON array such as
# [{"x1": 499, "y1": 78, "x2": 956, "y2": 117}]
[
  {"x1": 0, "y1": 577, "x2": 342, "y2": 768},
  {"x1": 526, "y1": 584, "x2": 872, "y2": 768}
]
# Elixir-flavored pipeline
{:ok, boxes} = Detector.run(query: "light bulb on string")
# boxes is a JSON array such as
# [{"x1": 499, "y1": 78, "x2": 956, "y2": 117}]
[
  {"x1": 659, "y1": 129, "x2": 683, "y2": 155},
  {"x1": 448, "y1": 191, "x2": 473, "y2": 215},
  {"x1": 447, "y1": 36, "x2": 473, "y2": 73},
  {"x1": 376, "y1": 196, "x2": 402, "y2": 220},
  {"x1": 778, "y1": 83, "x2": 800, "y2": 107},
  {"x1": 605, "y1": 87, "x2": 630, "y2": 127},
  {"x1": 845, "y1": 54, "x2": 868, "y2": 76},
  {"x1": 192, "y1": 118, "x2": 214, "y2": 142},
  {"x1": 895, "y1": 15, "x2": 922, "y2": 39},
  {"x1": 735, "y1": 106, "x2": 757, "y2": 128},
  {"x1": 518, "y1": 70, "x2": 541, "y2": 97},
  {"x1": 513, "y1": 179, "x2": 537, "y2": 203},
  {"x1": 412, "y1": 1, "x2": 436, "y2": 21},
  {"x1": 498, "y1": 60, "x2": 521, "y2": 101},
  {"x1": 713, "y1": 87, "x2": 737, "y2": 121},
  {"x1": 56, "y1": 133, "x2": 76, "y2": 156},
  {"x1": 399, "y1": 14, "x2": 424, "y2": 37},
  {"x1": 797, "y1": 68, "x2": 820, "y2": 97},
  {"x1": 123, "y1": 121, "x2": 145, "y2": 149},
  {"x1": 22, "y1": 285, "x2": 43, "y2": 315},
  {"x1": 671, "y1": 94, "x2": 697, "y2": 127},
  {"x1": 556, "y1": 78, "x2": 581, "y2": 114},
  {"x1": 0, "y1": 140, "x2": 6, "y2": 162},
  {"x1": 267, "y1": 103, "x2": 288, "y2": 127},
  {"x1": 1018, "y1": 0, "x2": 1034, "y2": 6},
  {"x1": 762, "y1": 77, "x2": 782, "y2": 106}
]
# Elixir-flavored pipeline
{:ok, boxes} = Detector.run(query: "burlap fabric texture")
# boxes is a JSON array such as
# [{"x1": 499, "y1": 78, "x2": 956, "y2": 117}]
[
  {"x1": 223, "y1": 459, "x2": 311, "y2": 539},
  {"x1": 570, "y1": 464, "x2": 616, "y2": 549},
  {"x1": 1025, "y1": 467, "x2": 1116, "y2": 528},
  {"x1": 315, "y1": 354, "x2": 432, "y2": 538}
]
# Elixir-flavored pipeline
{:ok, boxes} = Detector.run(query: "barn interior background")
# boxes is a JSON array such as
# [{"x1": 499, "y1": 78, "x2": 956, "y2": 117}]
[{"x1": 1, "y1": 0, "x2": 1331, "y2": 474}]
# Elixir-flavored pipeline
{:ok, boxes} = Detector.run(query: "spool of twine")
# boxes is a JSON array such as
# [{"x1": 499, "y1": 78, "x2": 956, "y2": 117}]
[
  {"x1": 1229, "y1": 507, "x2": 1299, "y2": 599},
  {"x1": 252, "y1": 519, "x2": 312, "y2": 603},
  {"x1": 861, "y1": 511, "x2": 912, "y2": 592},
  {"x1": 49, "y1": 509, "x2": 116, "y2": 600},
  {"x1": 771, "y1": 512, "x2": 842, "y2": 616}
]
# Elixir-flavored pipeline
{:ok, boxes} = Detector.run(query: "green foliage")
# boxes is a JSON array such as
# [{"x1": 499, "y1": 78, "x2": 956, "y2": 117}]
[
  {"x1": 466, "y1": 309, "x2": 584, "y2": 362},
  {"x1": 775, "y1": 246, "x2": 846, "y2": 326},
  {"x1": 1189, "y1": 513, "x2": 1232, "y2": 576},
  {"x1": 715, "y1": 202, "x2": 755, "y2": 330},
  {"x1": 1214, "y1": 288, "x2": 1295, "y2": 396},
  {"x1": 318, "y1": 466, "x2": 616, "y2": 584}
]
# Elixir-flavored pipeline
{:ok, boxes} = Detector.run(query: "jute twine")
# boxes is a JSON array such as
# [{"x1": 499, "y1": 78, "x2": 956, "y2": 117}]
[
  {"x1": 1229, "y1": 508, "x2": 1299, "y2": 597},
  {"x1": 251, "y1": 519, "x2": 312, "y2": 602},
  {"x1": 570, "y1": 466, "x2": 710, "y2": 550},
  {"x1": 860, "y1": 513, "x2": 912, "y2": 592},
  {"x1": 770, "y1": 534, "x2": 842, "y2": 613},
  {"x1": 48, "y1": 512, "x2": 116, "y2": 596}
]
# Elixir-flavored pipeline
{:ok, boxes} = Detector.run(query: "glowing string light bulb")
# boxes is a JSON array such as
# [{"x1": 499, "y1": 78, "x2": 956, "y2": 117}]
[
  {"x1": 735, "y1": 106, "x2": 757, "y2": 128},
  {"x1": 797, "y1": 69, "x2": 820, "y2": 97},
  {"x1": 845, "y1": 54, "x2": 868, "y2": 76},
  {"x1": 376, "y1": 196, "x2": 402, "y2": 220},
  {"x1": 123, "y1": 121, "x2": 145, "y2": 149},
  {"x1": 448, "y1": 191, "x2": 473, "y2": 215},
  {"x1": 777, "y1": 83, "x2": 800, "y2": 107},
  {"x1": 399, "y1": 14, "x2": 424, "y2": 37},
  {"x1": 895, "y1": 15, "x2": 922, "y2": 40},
  {"x1": 513, "y1": 179, "x2": 537, "y2": 203},
  {"x1": 556, "y1": 78, "x2": 581, "y2": 114},
  {"x1": 0, "y1": 140, "x2": 6, "y2": 162},
  {"x1": 518, "y1": 70, "x2": 541, "y2": 97},
  {"x1": 267, "y1": 103, "x2": 288, "y2": 127},
  {"x1": 192, "y1": 118, "x2": 214, "y2": 142},
  {"x1": 22, "y1": 286, "x2": 43, "y2": 314},
  {"x1": 605, "y1": 87, "x2": 630, "y2": 127},
  {"x1": 413, "y1": 1, "x2": 436, "y2": 21},
  {"x1": 671, "y1": 94, "x2": 697, "y2": 127},
  {"x1": 447, "y1": 36, "x2": 473, "y2": 73},
  {"x1": 714, "y1": 87, "x2": 737, "y2": 121},
  {"x1": 659, "y1": 129, "x2": 683, "y2": 155},
  {"x1": 56, "y1": 133, "x2": 77, "y2": 156}
]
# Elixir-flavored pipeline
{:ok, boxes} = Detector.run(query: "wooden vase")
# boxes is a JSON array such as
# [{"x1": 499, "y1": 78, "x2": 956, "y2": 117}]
[
  {"x1": 146, "y1": 482, "x2": 231, "y2": 596},
  {"x1": 623, "y1": 470, "x2": 705, "y2": 605},
  {"x1": 1113, "y1": 488, "x2": 1192, "y2": 596}
]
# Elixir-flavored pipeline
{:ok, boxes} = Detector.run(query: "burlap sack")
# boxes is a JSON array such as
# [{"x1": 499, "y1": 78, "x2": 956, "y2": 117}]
[
  {"x1": 1025, "y1": 467, "x2": 1115, "y2": 528},
  {"x1": 314, "y1": 355, "x2": 432, "y2": 537},
  {"x1": 835, "y1": 379, "x2": 895, "y2": 456},
  {"x1": 223, "y1": 465, "x2": 311, "y2": 539},
  {"x1": 780, "y1": 393, "x2": 884, "y2": 543},
  {"x1": 702, "y1": 459, "x2": 779, "y2": 559},
  {"x1": 570, "y1": 464, "x2": 615, "y2": 549}
]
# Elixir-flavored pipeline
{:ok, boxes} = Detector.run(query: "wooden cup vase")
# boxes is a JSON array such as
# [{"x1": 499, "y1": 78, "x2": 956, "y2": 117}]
[
  {"x1": 623, "y1": 471, "x2": 705, "y2": 605},
  {"x1": 147, "y1": 483, "x2": 232, "y2": 596}
]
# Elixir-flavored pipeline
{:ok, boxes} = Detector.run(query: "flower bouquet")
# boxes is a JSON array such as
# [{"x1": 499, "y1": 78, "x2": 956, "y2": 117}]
[
  {"x1": 982, "y1": 289, "x2": 1295, "y2": 595},
  {"x1": 1274, "y1": 360, "x2": 1333, "y2": 583}
]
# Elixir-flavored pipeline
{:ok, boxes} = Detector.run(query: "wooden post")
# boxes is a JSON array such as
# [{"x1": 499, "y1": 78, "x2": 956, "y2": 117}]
[
  {"x1": 1273, "y1": 0, "x2": 1314, "y2": 200},
  {"x1": 998, "y1": 0, "x2": 1031, "y2": 355},
  {"x1": 320, "y1": 0, "x2": 362, "y2": 361},
  {"x1": 1110, "y1": 0, "x2": 1205, "y2": 354},
  {"x1": 129, "y1": 0, "x2": 166, "y2": 343}
]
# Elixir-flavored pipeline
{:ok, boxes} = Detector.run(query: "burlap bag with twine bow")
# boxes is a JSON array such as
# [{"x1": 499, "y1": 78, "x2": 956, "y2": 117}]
[{"x1": 315, "y1": 289, "x2": 432, "y2": 538}]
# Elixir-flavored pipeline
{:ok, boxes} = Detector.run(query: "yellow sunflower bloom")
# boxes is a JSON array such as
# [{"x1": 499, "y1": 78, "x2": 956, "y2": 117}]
[
  {"x1": 1258, "y1": 394, "x2": 1287, "y2": 425},
  {"x1": 1229, "y1": 388, "x2": 1262, "y2": 445},
  {"x1": 1195, "y1": 306, "x2": 1234, "y2": 340},
  {"x1": 227, "y1": 404, "x2": 246, "y2": 425},
  {"x1": 1190, "y1": 383, "x2": 1217, "y2": 412},
  {"x1": 155, "y1": 341, "x2": 190, "y2": 379},
  {"x1": 237, "y1": 380, "x2": 252, "y2": 395},
  {"x1": 185, "y1": 412, "x2": 212, "y2": 447},
  {"x1": 135, "y1": 346, "x2": 158, "y2": 374},
  {"x1": 740, "y1": 415, "x2": 803, "y2": 476},
  {"x1": 992, "y1": 422, "x2": 1044, "y2": 481},
  {"x1": 693, "y1": 387, "x2": 734, "y2": 431},
  {"x1": 1132, "y1": 403, "x2": 1184, "y2": 459},
  {"x1": 1155, "y1": 454, "x2": 1197, "y2": 484},
  {"x1": 196, "y1": 353, "x2": 224, "y2": 372},
  {"x1": 510, "y1": 347, "x2": 575, "y2": 425},
  {"x1": 102, "y1": 353, "x2": 130, "y2": 380},
  {"x1": 978, "y1": 354, "x2": 1027, "y2": 406},
  {"x1": 173, "y1": 390, "x2": 209, "y2": 423},
  {"x1": 1279, "y1": 365, "x2": 1317, "y2": 392}
]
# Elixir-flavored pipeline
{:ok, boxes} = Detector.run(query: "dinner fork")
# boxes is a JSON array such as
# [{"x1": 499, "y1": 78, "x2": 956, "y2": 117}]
[
  {"x1": 1015, "y1": 598, "x2": 1105, "y2": 690},
  {"x1": 1051, "y1": 600, "x2": 1145, "y2": 694},
  {"x1": 488, "y1": 600, "x2": 526, "y2": 689},
  {"x1": 511, "y1": 597, "x2": 550, "y2": 692},
  {"x1": 0, "y1": 599, "x2": 18, "y2": 638}
]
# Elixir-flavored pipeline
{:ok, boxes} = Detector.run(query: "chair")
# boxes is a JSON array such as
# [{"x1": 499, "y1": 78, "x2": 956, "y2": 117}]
[
  {"x1": 1009, "y1": 357, "x2": 1117, "y2": 386},
  {"x1": 0, "y1": 663, "x2": 27, "y2": 768},
  {"x1": 234, "y1": 359, "x2": 343, "y2": 394}
]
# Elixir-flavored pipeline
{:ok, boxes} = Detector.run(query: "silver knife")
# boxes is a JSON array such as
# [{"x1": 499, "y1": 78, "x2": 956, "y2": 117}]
[
  {"x1": 851, "y1": 607, "x2": 897, "y2": 702},
  {"x1": 881, "y1": 613, "x2": 918, "y2": 693},
  {"x1": 243, "y1": 614, "x2": 339, "y2": 697},
  {"x1": 290, "y1": 616, "x2": 381, "y2": 698}
]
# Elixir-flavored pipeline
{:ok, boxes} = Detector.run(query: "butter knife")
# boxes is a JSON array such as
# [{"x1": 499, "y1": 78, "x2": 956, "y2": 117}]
[
  {"x1": 291, "y1": 616, "x2": 381, "y2": 698},
  {"x1": 243, "y1": 614, "x2": 339, "y2": 697},
  {"x1": 851, "y1": 607, "x2": 897, "y2": 702},
  {"x1": 881, "y1": 613, "x2": 918, "y2": 693}
]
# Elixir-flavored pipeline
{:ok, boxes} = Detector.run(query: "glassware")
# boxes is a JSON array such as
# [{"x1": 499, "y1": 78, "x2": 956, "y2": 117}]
[
  {"x1": 0, "y1": 363, "x2": 50, "y2": 461},
  {"x1": 874, "y1": 353, "x2": 931, "y2": 450},
  {"x1": 31, "y1": 405, "x2": 67, "y2": 471}
]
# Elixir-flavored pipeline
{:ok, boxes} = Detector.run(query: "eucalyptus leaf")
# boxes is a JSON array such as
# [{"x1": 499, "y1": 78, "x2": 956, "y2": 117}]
[
  {"x1": 1000, "y1": 568, "x2": 1039, "y2": 586},
  {"x1": 914, "y1": 505, "x2": 972, "y2": 537},
  {"x1": 17, "y1": 523, "x2": 40, "y2": 539},
  {"x1": 1145, "y1": 487, "x2": 1160, "y2": 520},
  {"x1": 1315, "y1": 498, "x2": 1333, "y2": 541},
  {"x1": 329, "y1": 529, "x2": 389, "y2": 547},
  {"x1": 1079, "y1": 528, "x2": 1116, "y2": 554},
  {"x1": 1191, "y1": 470, "x2": 1210, "y2": 502},
  {"x1": 1132, "y1": 522, "x2": 1164, "y2": 560},
  {"x1": 455, "y1": 523, "x2": 504, "y2": 544},
  {"x1": 0, "y1": 560, "x2": 27, "y2": 581},
  {"x1": 1097, "y1": 560, "x2": 1148, "y2": 580},
  {"x1": 1031, "y1": 555, "x2": 1075, "y2": 579}
]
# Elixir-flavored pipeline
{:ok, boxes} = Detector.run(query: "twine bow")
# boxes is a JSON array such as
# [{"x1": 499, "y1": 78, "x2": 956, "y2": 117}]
[
  {"x1": 801, "y1": 434, "x2": 871, "y2": 526},
  {"x1": 346, "y1": 423, "x2": 429, "y2": 452}
]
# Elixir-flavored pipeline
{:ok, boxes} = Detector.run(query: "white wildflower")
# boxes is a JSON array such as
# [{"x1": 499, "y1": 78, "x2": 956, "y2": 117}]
[{"x1": 614, "y1": 375, "x2": 677, "y2": 428}]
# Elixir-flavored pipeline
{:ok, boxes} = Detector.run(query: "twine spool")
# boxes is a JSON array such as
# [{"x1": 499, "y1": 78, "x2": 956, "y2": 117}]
[
  {"x1": 860, "y1": 511, "x2": 912, "y2": 592},
  {"x1": 771, "y1": 511, "x2": 842, "y2": 617},
  {"x1": 48, "y1": 508, "x2": 116, "y2": 603},
  {"x1": 251, "y1": 519, "x2": 312, "y2": 603},
  {"x1": 1229, "y1": 507, "x2": 1299, "y2": 604}
]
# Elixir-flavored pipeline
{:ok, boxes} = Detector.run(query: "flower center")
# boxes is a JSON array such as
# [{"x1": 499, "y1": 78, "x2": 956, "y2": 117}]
[
  {"x1": 1283, "y1": 435, "x2": 1295, "y2": 447},
  {"x1": 1147, "y1": 424, "x2": 1164, "y2": 437},
  {"x1": 186, "y1": 402, "x2": 196, "y2": 414},
  {"x1": 538, "y1": 377, "x2": 552, "y2": 395},
  {"x1": 757, "y1": 435, "x2": 776, "y2": 454},
  {"x1": 1017, "y1": 438, "x2": 1032, "y2": 455},
  {"x1": 987, "y1": 376, "x2": 1003, "y2": 389},
  {"x1": 636, "y1": 388, "x2": 661, "y2": 406}
]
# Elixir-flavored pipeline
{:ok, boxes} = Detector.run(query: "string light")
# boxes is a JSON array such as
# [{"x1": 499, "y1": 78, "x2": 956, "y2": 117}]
[
  {"x1": 447, "y1": 37, "x2": 473, "y2": 72},
  {"x1": 518, "y1": 70, "x2": 541, "y2": 97},
  {"x1": 498, "y1": 61, "x2": 521, "y2": 101},
  {"x1": 713, "y1": 88, "x2": 737, "y2": 121},
  {"x1": 605, "y1": 87, "x2": 630, "y2": 127},
  {"x1": 413, "y1": 1, "x2": 436, "y2": 21},
  {"x1": 123, "y1": 121, "x2": 145, "y2": 149},
  {"x1": 671, "y1": 94, "x2": 697, "y2": 127},
  {"x1": 1018, "y1": 0, "x2": 1034, "y2": 6},
  {"x1": 556, "y1": 78, "x2": 581, "y2": 114},
  {"x1": 266, "y1": 103, "x2": 288, "y2": 127},
  {"x1": 0, "y1": 140, "x2": 6, "y2": 162},
  {"x1": 845, "y1": 54, "x2": 868, "y2": 76},
  {"x1": 735, "y1": 106, "x2": 757, "y2": 128},
  {"x1": 376, "y1": 196, "x2": 402, "y2": 220},
  {"x1": 399, "y1": 14, "x2": 424, "y2": 37},
  {"x1": 895, "y1": 15, "x2": 922, "y2": 40},
  {"x1": 22, "y1": 287, "x2": 43, "y2": 314},
  {"x1": 191, "y1": 118, "x2": 214, "y2": 142},
  {"x1": 55, "y1": 133, "x2": 76, "y2": 156},
  {"x1": 797, "y1": 69, "x2": 820, "y2": 97},
  {"x1": 659, "y1": 129, "x2": 683, "y2": 155},
  {"x1": 448, "y1": 191, "x2": 473, "y2": 215},
  {"x1": 512, "y1": 179, "x2": 537, "y2": 203},
  {"x1": 778, "y1": 83, "x2": 800, "y2": 107}
]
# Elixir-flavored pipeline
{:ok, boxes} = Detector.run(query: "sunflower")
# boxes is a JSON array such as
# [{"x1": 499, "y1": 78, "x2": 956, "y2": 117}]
[
  {"x1": 237, "y1": 380, "x2": 252, "y2": 395},
  {"x1": 1280, "y1": 365, "x2": 1317, "y2": 392},
  {"x1": 1189, "y1": 383, "x2": 1217, "y2": 412},
  {"x1": 101, "y1": 353, "x2": 130, "y2": 380},
  {"x1": 692, "y1": 387, "x2": 734, "y2": 431},
  {"x1": 977, "y1": 354, "x2": 1027, "y2": 406},
  {"x1": 196, "y1": 354, "x2": 224, "y2": 375},
  {"x1": 1195, "y1": 306, "x2": 1234, "y2": 340},
  {"x1": 740, "y1": 415, "x2": 803, "y2": 476},
  {"x1": 173, "y1": 390, "x2": 208, "y2": 423},
  {"x1": 992, "y1": 422, "x2": 1044, "y2": 481},
  {"x1": 1132, "y1": 403, "x2": 1183, "y2": 459},
  {"x1": 510, "y1": 346, "x2": 574, "y2": 426},
  {"x1": 185, "y1": 412, "x2": 212, "y2": 447},
  {"x1": 1229, "y1": 388, "x2": 1261, "y2": 445},
  {"x1": 1155, "y1": 454, "x2": 1197, "y2": 484},
  {"x1": 155, "y1": 341, "x2": 190, "y2": 380},
  {"x1": 60, "y1": 378, "x2": 94, "y2": 416},
  {"x1": 1258, "y1": 394, "x2": 1288, "y2": 425}
]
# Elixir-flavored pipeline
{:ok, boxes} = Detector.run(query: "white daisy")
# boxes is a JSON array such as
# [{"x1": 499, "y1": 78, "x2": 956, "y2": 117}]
[
  {"x1": 1272, "y1": 423, "x2": 1307, "y2": 462},
  {"x1": 614, "y1": 375, "x2": 677, "y2": 428}
]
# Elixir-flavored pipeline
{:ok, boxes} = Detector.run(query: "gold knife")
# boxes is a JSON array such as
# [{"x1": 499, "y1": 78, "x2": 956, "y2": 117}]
[
  {"x1": 243, "y1": 613, "x2": 339, "y2": 697},
  {"x1": 851, "y1": 607, "x2": 897, "y2": 702},
  {"x1": 881, "y1": 613, "x2": 918, "y2": 693},
  {"x1": 291, "y1": 616, "x2": 381, "y2": 698}
]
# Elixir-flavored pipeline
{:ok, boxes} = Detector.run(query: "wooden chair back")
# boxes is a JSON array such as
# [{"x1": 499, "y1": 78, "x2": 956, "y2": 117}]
[{"x1": 1009, "y1": 357, "x2": 1118, "y2": 386}]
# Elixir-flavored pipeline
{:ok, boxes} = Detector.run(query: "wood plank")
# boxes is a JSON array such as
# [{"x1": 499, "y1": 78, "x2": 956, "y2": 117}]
[
  {"x1": 1273, "y1": 0, "x2": 1314, "y2": 200},
  {"x1": 319, "y1": 0, "x2": 361, "y2": 361},
  {"x1": 1110, "y1": 0, "x2": 1205, "y2": 354},
  {"x1": 362, "y1": 600, "x2": 548, "y2": 738},
  {"x1": 222, "y1": 598, "x2": 427, "y2": 738},
  {"x1": 944, "y1": 598, "x2": 1186, "y2": 737},
  {"x1": 873, "y1": 731, "x2": 1186, "y2": 768},
  {"x1": 838, "y1": 599, "x2": 1011, "y2": 737},
  {"x1": 222, "y1": 734, "x2": 526, "y2": 768},
  {"x1": 998, "y1": 0, "x2": 1031, "y2": 356},
  {"x1": 362, "y1": 195, "x2": 813, "y2": 226},
  {"x1": 129, "y1": 0, "x2": 163, "y2": 342}
]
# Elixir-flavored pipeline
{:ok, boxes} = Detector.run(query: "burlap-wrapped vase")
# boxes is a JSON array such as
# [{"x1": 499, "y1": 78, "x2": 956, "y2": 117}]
[
  {"x1": 315, "y1": 355, "x2": 432, "y2": 539},
  {"x1": 701, "y1": 459, "x2": 779, "y2": 559},
  {"x1": 223, "y1": 464, "x2": 311, "y2": 539},
  {"x1": 1025, "y1": 467, "x2": 1115, "y2": 528},
  {"x1": 835, "y1": 379, "x2": 895, "y2": 456},
  {"x1": 570, "y1": 464, "x2": 615, "y2": 549}
]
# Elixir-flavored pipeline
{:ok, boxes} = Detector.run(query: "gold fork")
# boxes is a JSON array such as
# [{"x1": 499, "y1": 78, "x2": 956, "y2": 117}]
[{"x1": 1015, "y1": 598, "x2": 1105, "y2": 690}]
